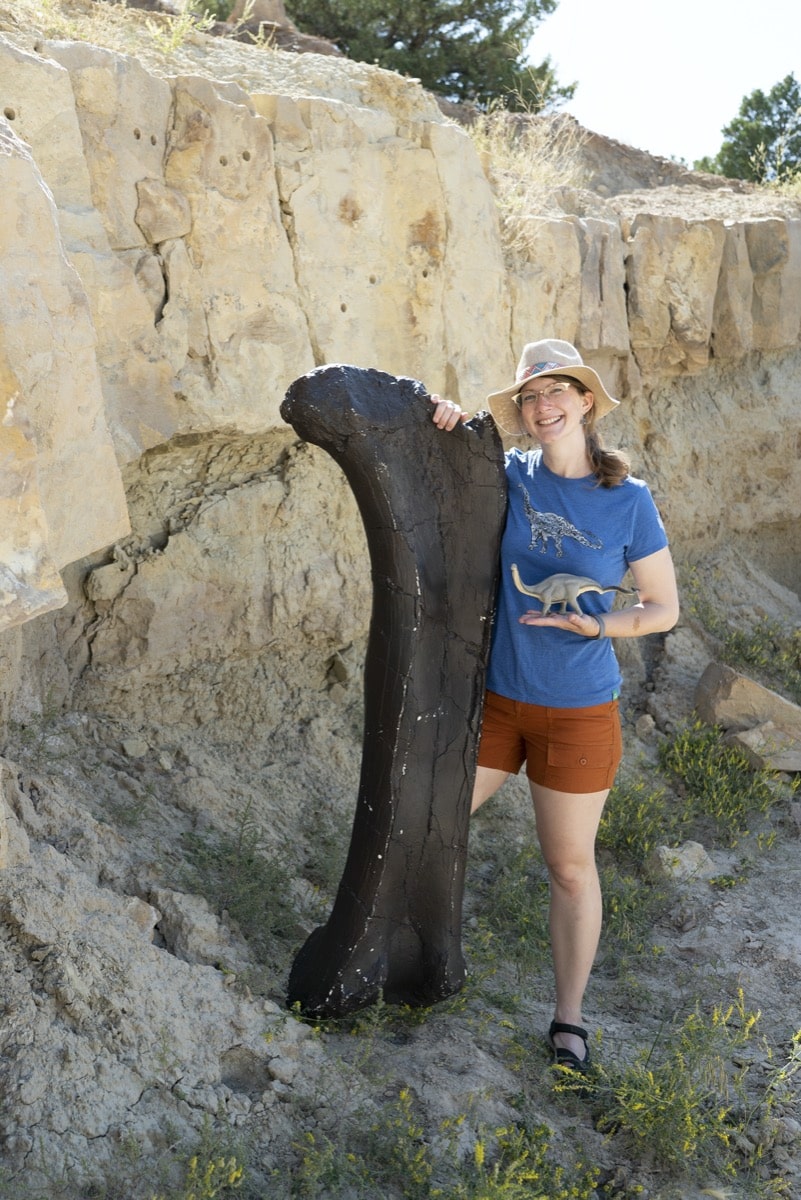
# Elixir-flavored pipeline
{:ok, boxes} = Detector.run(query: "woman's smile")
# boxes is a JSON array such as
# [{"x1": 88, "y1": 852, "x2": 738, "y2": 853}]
[
  {"x1": 517, "y1": 376, "x2": 586, "y2": 441},
  {"x1": 523, "y1": 401, "x2": 576, "y2": 439}
]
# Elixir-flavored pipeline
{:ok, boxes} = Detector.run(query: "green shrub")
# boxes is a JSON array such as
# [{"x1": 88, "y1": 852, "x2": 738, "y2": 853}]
[
  {"x1": 599, "y1": 865, "x2": 668, "y2": 966},
  {"x1": 292, "y1": 1127, "x2": 369, "y2": 1198},
  {"x1": 658, "y1": 723, "x2": 777, "y2": 846},
  {"x1": 444, "y1": 1122, "x2": 598, "y2": 1199},
  {"x1": 146, "y1": 6, "x2": 216, "y2": 53},
  {"x1": 468, "y1": 106, "x2": 586, "y2": 263},
  {"x1": 150, "y1": 1154, "x2": 244, "y2": 1200},
  {"x1": 291, "y1": 1094, "x2": 598, "y2": 1200},
  {"x1": 598, "y1": 777, "x2": 681, "y2": 865},
  {"x1": 590, "y1": 994, "x2": 761, "y2": 1176}
]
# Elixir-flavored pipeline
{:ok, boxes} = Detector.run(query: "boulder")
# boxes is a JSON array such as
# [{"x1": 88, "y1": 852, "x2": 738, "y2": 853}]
[
  {"x1": 725, "y1": 721, "x2": 801, "y2": 773},
  {"x1": 695, "y1": 662, "x2": 801, "y2": 737},
  {"x1": 648, "y1": 840, "x2": 717, "y2": 883},
  {"x1": 695, "y1": 662, "x2": 801, "y2": 774}
]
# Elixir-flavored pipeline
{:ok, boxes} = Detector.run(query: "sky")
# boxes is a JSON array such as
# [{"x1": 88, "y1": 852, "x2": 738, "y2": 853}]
[{"x1": 527, "y1": 0, "x2": 801, "y2": 166}]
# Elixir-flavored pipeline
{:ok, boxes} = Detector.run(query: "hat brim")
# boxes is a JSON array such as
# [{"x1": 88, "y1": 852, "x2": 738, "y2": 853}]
[{"x1": 486, "y1": 365, "x2": 619, "y2": 435}]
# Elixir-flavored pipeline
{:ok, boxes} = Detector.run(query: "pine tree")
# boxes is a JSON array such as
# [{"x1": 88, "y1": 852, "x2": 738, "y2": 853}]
[
  {"x1": 285, "y1": 0, "x2": 574, "y2": 111},
  {"x1": 695, "y1": 73, "x2": 801, "y2": 182}
]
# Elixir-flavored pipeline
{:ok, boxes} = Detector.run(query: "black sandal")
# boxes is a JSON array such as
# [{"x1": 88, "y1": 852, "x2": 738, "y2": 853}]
[{"x1": 548, "y1": 1020, "x2": 591, "y2": 1073}]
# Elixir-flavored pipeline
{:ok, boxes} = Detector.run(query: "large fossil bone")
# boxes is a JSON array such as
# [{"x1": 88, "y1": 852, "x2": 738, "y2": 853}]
[{"x1": 280, "y1": 365, "x2": 506, "y2": 1018}]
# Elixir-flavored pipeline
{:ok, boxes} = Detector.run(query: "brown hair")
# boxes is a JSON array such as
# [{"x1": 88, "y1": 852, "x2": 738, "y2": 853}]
[{"x1": 565, "y1": 376, "x2": 630, "y2": 488}]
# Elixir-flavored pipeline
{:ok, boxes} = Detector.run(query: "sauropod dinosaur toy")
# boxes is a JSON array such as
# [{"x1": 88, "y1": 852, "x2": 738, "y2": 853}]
[{"x1": 511, "y1": 565, "x2": 638, "y2": 615}]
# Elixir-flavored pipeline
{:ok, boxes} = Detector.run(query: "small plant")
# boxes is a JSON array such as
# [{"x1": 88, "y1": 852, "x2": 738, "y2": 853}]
[
  {"x1": 763, "y1": 1027, "x2": 801, "y2": 1113},
  {"x1": 469, "y1": 844, "x2": 551, "y2": 982},
  {"x1": 599, "y1": 865, "x2": 669, "y2": 967},
  {"x1": 601, "y1": 726, "x2": 781, "y2": 863},
  {"x1": 751, "y1": 139, "x2": 801, "y2": 192},
  {"x1": 766, "y1": 168, "x2": 801, "y2": 198},
  {"x1": 291, "y1": 1088, "x2": 437, "y2": 1199},
  {"x1": 302, "y1": 990, "x2": 441, "y2": 1081},
  {"x1": 4, "y1": 708, "x2": 73, "y2": 761},
  {"x1": 9, "y1": 0, "x2": 84, "y2": 40},
  {"x1": 194, "y1": 0, "x2": 276, "y2": 47},
  {"x1": 292, "y1": 1097, "x2": 598, "y2": 1199},
  {"x1": 445, "y1": 1123, "x2": 598, "y2": 1199},
  {"x1": 298, "y1": 804, "x2": 350, "y2": 900},
  {"x1": 658, "y1": 723, "x2": 777, "y2": 846},
  {"x1": 369, "y1": 1086, "x2": 435, "y2": 1199},
  {"x1": 291, "y1": 1128, "x2": 368, "y2": 1198},
  {"x1": 598, "y1": 777, "x2": 682, "y2": 865},
  {"x1": 146, "y1": 6, "x2": 216, "y2": 54},
  {"x1": 589, "y1": 992, "x2": 762, "y2": 1177},
  {"x1": 151, "y1": 1153, "x2": 244, "y2": 1200},
  {"x1": 683, "y1": 569, "x2": 801, "y2": 704},
  {"x1": 182, "y1": 804, "x2": 298, "y2": 984}
]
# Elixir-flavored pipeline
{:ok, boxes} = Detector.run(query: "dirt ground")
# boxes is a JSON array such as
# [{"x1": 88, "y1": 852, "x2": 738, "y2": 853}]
[{"x1": 2, "y1": 582, "x2": 800, "y2": 1199}]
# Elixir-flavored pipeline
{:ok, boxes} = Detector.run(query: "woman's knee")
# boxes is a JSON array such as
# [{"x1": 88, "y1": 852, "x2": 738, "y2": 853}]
[{"x1": 543, "y1": 855, "x2": 598, "y2": 896}]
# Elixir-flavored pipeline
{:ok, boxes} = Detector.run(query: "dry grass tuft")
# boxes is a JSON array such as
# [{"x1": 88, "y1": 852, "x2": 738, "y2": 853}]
[
  {"x1": 468, "y1": 104, "x2": 588, "y2": 262},
  {"x1": 0, "y1": 0, "x2": 274, "y2": 65},
  {"x1": 0, "y1": 0, "x2": 147, "y2": 51},
  {"x1": 764, "y1": 170, "x2": 801, "y2": 199}
]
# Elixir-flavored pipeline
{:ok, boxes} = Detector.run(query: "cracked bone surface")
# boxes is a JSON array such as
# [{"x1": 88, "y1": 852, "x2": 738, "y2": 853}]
[{"x1": 281, "y1": 365, "x2": 506, "y2": 1017}]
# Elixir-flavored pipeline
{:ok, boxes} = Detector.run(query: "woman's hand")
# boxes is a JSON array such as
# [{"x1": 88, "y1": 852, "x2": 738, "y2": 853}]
[
  {"x1": 519, "y1": 611, "x2": 601, "y2": 637},
  {"x1": 430, "y1": 393, "x2": 468, "y2": 431}
]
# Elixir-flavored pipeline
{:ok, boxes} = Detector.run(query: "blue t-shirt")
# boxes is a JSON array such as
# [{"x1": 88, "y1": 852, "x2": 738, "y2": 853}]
[{"x1": 485, "y1": 447, "x2": 669, "y2": 708}]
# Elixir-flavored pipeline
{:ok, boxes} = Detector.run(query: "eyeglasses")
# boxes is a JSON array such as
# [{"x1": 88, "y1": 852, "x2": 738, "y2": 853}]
[{"x1": 514, "y1": 381, "x2": 573, "y2": 409}]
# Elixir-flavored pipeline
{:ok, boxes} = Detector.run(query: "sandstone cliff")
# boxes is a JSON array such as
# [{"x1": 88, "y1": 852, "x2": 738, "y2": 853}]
[{"x1": 1, "y1": 2, "x2": 800, "y2": 1196}]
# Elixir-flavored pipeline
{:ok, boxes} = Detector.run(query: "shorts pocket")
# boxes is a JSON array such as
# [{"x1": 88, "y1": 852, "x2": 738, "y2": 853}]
[{"x1": 546, "y1": 742, "x2": 614, "y2": 770}]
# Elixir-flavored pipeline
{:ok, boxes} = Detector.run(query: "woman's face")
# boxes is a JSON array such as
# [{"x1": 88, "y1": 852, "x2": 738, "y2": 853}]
[{"x1": 516, "y1": 376, "x2": 593, "y2": 443}]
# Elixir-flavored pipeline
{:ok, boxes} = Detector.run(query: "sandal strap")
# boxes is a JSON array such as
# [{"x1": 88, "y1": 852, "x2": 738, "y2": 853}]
[{"x1": 548, "y1": 1020, "x2": 588, "y2": 1043}]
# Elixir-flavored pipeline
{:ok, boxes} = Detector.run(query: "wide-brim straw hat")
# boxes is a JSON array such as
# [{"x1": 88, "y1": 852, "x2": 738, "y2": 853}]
[{"x1": 486, "y1": 338, "x2": 620, "y2": 435}]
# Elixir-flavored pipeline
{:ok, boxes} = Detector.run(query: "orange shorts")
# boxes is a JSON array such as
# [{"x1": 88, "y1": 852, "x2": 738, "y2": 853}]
[{"x1": 477, "y1": 690, "x2": 622, "y2": 793}]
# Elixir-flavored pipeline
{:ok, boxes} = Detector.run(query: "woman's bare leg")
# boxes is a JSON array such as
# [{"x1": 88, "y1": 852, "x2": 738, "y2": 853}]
[
  {"x1": 471, "y1": 765, "x2": 510, "y2": 814},
  {"x1": 529, "y1": 782, "x2": 609, "y2": 1061}
]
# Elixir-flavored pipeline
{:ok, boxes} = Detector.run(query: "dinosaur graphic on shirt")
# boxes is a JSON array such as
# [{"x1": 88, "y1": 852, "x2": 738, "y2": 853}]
[{"x1": 518, "y1": 484, "x2": 602, "y2": 557}]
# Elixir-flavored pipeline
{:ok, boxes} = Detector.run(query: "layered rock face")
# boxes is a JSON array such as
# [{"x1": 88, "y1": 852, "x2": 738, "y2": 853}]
[
  {"x1": 1, "y1": 17, "x2": 800, "y2": 733},
  {"x1": 0, "y1": 18, "x2": 514, "y2": 733},
  {"x1": 1, "y1": 15, "x2": 799, "y2": 680}
]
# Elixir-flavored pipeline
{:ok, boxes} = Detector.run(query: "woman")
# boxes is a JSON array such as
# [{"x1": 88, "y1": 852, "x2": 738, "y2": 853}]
[{"x1": 431, "y1": 339, "x2": 679, "y2": 1072}]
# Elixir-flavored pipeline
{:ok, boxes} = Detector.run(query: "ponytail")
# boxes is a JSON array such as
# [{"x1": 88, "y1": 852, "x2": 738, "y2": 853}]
[
  {"x1": 586, "y1": 426, "x2": 630, "y2": 487},
  {"x1": 561, "y1": 376, "x2": 629, "y2": 487}
]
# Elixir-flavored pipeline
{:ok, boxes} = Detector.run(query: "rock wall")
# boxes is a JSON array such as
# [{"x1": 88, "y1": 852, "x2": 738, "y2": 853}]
[{"x1": 2, "y1": 15, "x2": 800, "y2": 739}]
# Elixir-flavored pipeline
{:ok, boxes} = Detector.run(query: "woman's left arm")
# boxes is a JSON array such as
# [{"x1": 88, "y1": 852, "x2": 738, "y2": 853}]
[
  {"x1": 519, "y1": 546, "x2": 679, "y2": 639},
  {"x1": 605, "y1": 546, "x2": 680, "y2": 638}
]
